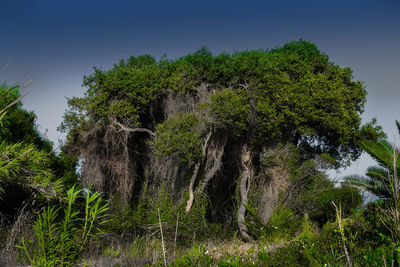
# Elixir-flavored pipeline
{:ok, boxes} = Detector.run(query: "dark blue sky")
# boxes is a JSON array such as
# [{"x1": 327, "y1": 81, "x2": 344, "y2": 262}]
[{"x1": 1, "y1": 0, "x2": 400, "y2": 178}]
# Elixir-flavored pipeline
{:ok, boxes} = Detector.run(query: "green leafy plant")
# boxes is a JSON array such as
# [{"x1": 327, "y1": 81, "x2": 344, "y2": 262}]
[
  {"x1": 209, "y1": 88, "x2": 249, "y2": 136},
  {"x1": 17, "y1": 185, "x2": 109, "y2": 266},
  {"x1": 153, "y1": 113, "x2": 203, "y2": 163},
  {"x1": 172, "y1": 244, "x2": 213, "y2": 267},
  {"x1": 344, "y1": 136, "x2": 400, "y2": 200}
]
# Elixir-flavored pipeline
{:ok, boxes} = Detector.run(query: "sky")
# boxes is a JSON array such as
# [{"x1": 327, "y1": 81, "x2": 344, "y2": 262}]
[{"x1": 1, "y1": 0, "x2": 400, "y2": 180}]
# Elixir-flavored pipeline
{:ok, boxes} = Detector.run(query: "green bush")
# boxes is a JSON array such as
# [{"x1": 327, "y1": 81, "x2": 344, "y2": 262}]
[
  {"x1": 129, "y1": 188, "x2": 221, "y2": 243},
  {"x1": 153, "y1": 113, "x2": 203, "y2": 163},
  {"x1": 209, "y1": 88, "x2": 250, "y2": 136},
  {"x1": 307, "y1": 185, "x2": 361, "y2": 225},
  {"x1": 245, "y1": 204, "x2": 302, "y2": 242}
]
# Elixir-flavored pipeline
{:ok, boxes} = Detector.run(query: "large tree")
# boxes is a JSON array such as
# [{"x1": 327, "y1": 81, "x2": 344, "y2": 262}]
[{"x1": 61, "y1": 40, "x2": 381, "y2": 240}]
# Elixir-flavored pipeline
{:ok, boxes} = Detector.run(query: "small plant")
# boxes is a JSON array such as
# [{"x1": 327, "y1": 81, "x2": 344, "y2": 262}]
[
  {"x1": 17, "y1": 185, "x2": 109, "y2": 266},
  {"x1": 172, "y1": 244, "x2": 214, "y2": 266},
  {"x1": 104, "y1": 246, "x2": 120, "y2": 257}
]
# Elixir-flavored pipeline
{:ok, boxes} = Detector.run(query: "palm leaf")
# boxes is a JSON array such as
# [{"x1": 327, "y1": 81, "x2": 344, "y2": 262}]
[
  {"x1": 361, "y1": 139, "x2": 396, "y2": 171},
  {"x1": 344, "y1": 174, "x2": 388, "y2": 199},
  {"x1": 366, "y1": 166, "x2": 390, "y2": 183},
  {"x1": 396, "y1": 120, "x2": 400, "y2": 137}
]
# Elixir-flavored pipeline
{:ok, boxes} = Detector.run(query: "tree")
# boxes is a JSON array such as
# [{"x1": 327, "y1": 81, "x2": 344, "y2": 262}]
[
  {"x1": 61, "y1": 40, "x2": 381, "y2": 240},
  {"x1": 0, "y1": 83, "x2": 77, "y2": 219}
]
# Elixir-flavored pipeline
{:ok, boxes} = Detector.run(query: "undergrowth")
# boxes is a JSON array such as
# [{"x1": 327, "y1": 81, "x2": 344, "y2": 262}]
[{"x1": 93, "y1": 201, "x2": 400, "y2": 266}]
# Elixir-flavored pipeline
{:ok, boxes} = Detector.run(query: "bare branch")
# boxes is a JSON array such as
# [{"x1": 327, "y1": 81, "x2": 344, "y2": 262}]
[{"x1": 112, "y1": 120, "x2": 155, "y2": 136}]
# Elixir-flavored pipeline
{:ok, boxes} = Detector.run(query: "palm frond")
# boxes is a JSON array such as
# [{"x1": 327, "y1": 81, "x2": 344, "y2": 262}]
[
  {"x1": 366, "y1": 165, "x2": 390, "y2": 183},
  {"x1": 344, "y1": 174, "x2": 388, "y2": 199},
  {"x1": 396, "y1": 120, "x2": 400, "y2": 137},
  {"x1": 361, "y1": 139, "x2": 394, "y2": 170}
]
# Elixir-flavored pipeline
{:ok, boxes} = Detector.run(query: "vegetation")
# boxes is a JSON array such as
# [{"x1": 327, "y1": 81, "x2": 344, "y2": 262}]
[
  {"x1": 344, "y1": 121, "x2": 400, "y2": 200},
  {"x1": 17, "y1": 186, "x2": 109, "y2": 266},
  {"x1": 1, "y1": 41, "x2": 399, "y2": 266},
  {"x1": 59, "y1": 40, "x2": 381, "y2": 239}
]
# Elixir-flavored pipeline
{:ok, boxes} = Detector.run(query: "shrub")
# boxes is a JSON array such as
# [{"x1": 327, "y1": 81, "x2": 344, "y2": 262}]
[{"x1": 153, "y1": 113, "x2": 203, "y2": 163}]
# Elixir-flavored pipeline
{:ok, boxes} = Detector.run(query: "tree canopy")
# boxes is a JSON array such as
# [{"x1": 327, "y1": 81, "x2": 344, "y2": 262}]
[{"x1": 62, "y1": 41, "x2": 379, "y2": 165}]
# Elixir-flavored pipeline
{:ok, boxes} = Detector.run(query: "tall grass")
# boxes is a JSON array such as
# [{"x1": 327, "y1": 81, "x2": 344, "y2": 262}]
[{"x1": 17, "y1": 185, "x2": 109, "y2": 266}]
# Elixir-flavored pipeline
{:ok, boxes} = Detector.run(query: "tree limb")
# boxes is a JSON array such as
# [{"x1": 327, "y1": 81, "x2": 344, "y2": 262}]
[{"x1": 112, "y1": 120, "x2": 155, "y2": 136}]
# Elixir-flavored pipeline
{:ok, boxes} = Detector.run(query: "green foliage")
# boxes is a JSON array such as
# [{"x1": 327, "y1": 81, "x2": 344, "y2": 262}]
[
  {"x1": 153, "y1": 113, "x2": 203, "y2": 163},
  {"x1": 177, "y1": 194, "x2": 222, "y2": 242},
  {"x1": 63, "y1": 40, "x2": 375, "y2": 166},
  {"x1": 344, "y1": 121, "x2": 400, "y2": 200},
  {"x1": 17, "y1": 186, "x2": 109, "y2": 266},
  {"x1": 0, "y1": 83, "x2": 78, "y2": 215},
  {"x1": 172, "y1": 244, "x2": 213, "y2": 267},
  {"x1": 0, "y1": 141, "x2": 63, "y2": 199},
  {"x1": 208, "y1": 88, "x2": 249, "y2": 136},
  {"x1": 61, "y1": 55, "x2": 164, "y2": 133},
  {"x1": 113, "y1": 202, "x2": 399, "y2": 266},
  {"x1": 127, "y1": 188, "x2": 220, "y2": 242},
  {"x1": 253, "y1": 208, "x2": 399, "y2": 266},
  {"x1": 131, "y1": 186, "x2": 176, "y2": 226},
  {"x1": 0, "y1": 84, "x2": 74, "y2": 202},
  {"x1": 265, "y1": 206, "x2": 301, "y2": 240},
  {"x1": 0, "y1": 84, "x2": 51, "y2": 151},
  {"x1": 300, "y1": 182, "x2": 362, "y2": 225},
  {"x1": 246, "y1": 205, "x2": 301, "y2": 241},
  {"x1": 281, "y1": 153, "x2": 362, "y2": 226}
]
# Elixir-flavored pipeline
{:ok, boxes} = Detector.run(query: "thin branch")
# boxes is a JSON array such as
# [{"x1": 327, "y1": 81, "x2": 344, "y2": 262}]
[
  {"x1": 173, "y1": 212, "x2": 179, "y2": 264},
  {"x1": 332, "y1": 201, "x2": 352, "y2": 267},
  {"x1": 158, "y1": 208, "x2": 167, "y2": 267},
  {"x1": 1, "y1": 61, "x2": 10, "y2": 74},
  {"x1": 19, "y1": 80, "x2": 32, "y2": 91},
  {"x1": 198, "y1": 140, "x2": 225, "y2": 194}
]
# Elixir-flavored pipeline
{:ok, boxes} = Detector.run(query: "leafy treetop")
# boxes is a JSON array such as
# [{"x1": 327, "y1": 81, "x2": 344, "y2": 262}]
[{"x1": 61, "y1": 40, "x2": 383, "y2": 166}]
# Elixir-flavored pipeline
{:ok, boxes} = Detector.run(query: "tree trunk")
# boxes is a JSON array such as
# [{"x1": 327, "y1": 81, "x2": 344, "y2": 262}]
[
  {"x1": 198, "y1": 139, "x2": 226, "y2": 194},
  {"x1": 185, "y1": 130, "x2": 212, "y2": 213},
  {"x1": 237, "y1": 145, "x2": 254, "y2": 241},
  {"x1": 185, "y1": 161, "x2": 202, "y2": 212}
]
